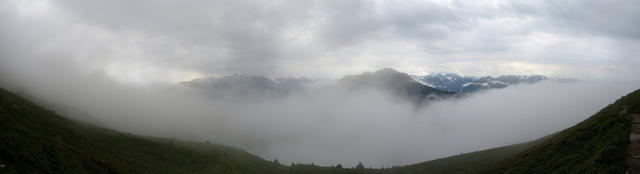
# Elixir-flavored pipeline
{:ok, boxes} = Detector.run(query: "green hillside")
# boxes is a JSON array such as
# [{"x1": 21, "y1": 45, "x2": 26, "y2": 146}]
[
  {"x1": 0, "y1": 87, "x2": 356, "y2": 174},
  {"x1": 378, "y1": 88, "x2": 640, "y2": 174},
  {"x1": 0, "y1": 87, "x2": 284, "y2": 173},
  {"x1": 1, "y1": 86, "x2": 639, "y2": 173},
  {"x1": 381, "y1": 137, "x2": 547, "y2": 174},
  {"x1": 481, "y1": 89, "x2": 640, "y2": 173}
]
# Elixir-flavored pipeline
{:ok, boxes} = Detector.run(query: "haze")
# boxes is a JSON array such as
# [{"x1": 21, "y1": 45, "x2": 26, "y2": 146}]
[{"x1": 1, "y1": 0, "x2": 640, "y2": 168}]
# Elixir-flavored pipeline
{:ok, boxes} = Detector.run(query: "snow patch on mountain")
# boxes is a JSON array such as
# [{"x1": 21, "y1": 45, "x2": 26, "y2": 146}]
[{"x1": 413, "y1": 73, "x2": 548, "y2": 93}]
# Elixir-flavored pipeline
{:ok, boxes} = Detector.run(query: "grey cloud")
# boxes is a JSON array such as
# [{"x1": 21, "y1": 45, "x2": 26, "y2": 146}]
[
  {"x1": 548, "y1": 0, "x2": 640, "y2": 39},
  {"x1": 2, "y1": 0, "x2": 640, "y2": 166},
  {"x1": 49, "y1": 0, "x2": 486, "y2": 75},
  {"x1": 54, "y1": 0, "x2": 319, "y2": 75},
  {"x1": 508, "y1": 0, "x2": 640, "y2": 39},
  {"x1": 3, "y1": 0, "x2": 640, "y2": 80},
  {"x1": 2, "y1": 57, "x2": 638, "y2": 167},
  {"x1": 1, "y1": 0, "x2": 640, "y2": 167}
]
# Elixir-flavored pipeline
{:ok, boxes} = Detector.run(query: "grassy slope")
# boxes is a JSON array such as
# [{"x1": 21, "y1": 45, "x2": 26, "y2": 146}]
[
  {"x1": 392, "y1": 89, "x2": 640, "y2": 174},
  {"x1": 1, "y1": 86, "x2": 639, "y2": 174},
  {"x1": 481, "y1": 89, "x2": 640, "y2": 173},
  {"x1": 0, "y1": 87, "x2": 368, "y2": 174},
  {"x1": 361, "y1": 89, "x2": 640, "y2": 174},
  {"x1": 379, "y1": 137, "x2": 548, "y2": 174},
  {"x1": 0, "y1": 87, "x2": 293, "y2": 174}
]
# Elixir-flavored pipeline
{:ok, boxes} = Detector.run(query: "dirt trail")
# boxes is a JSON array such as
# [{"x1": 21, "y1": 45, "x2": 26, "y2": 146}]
[{"x1": 626, "y1": 105, "x2": 640, "y2": 173}]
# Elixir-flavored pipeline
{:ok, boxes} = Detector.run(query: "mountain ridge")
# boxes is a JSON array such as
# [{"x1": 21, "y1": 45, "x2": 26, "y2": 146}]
[
  {"x1": 337, "y1": 68, "x2": 453, "y2": 103},
  {"x1": 179, "y1": 68, "x2": 548, "y2": 104},
  {"x1": 181, "y1": 69, "x2": 549, "y2": 96},
  {"x1": 412, "y1": 73, "x2": 548, "y2": 93}
]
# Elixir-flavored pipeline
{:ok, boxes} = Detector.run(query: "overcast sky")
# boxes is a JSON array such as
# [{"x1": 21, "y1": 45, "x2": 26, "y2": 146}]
[
  {"x1": 2, "y1": 0, "x2": 640, "y2": 167},
  {"x1": 1, "y1": 0, "x2": 639, "y2": 84}
]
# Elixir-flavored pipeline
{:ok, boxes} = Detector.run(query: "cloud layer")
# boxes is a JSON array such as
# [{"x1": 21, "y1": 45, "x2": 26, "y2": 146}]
[
  {"x1": 2, "y1": 62, "x2": 638, "y2": 167},
  {"x1": 1, "y1": 0, "x2": 639, "y2": 82},
  {"x1": 1, "y1": 0, "x2": 640, "y2": 168}
]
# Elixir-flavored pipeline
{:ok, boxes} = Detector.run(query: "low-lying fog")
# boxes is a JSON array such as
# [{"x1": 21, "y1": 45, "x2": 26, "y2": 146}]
[
  {"x1": 3, "y1": 0, "x2": 640, "y2": 169},
  {"x1": 2, "y1": 67, "x2": 639, "y2": 167}
]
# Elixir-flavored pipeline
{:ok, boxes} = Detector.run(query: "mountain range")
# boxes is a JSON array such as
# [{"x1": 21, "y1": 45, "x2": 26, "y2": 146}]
[
  {"x1": 181, "y1": 68, "x2": 548, "y2": 103},
  {"x1": 338, "y1": 68, "x2": 453, "y2": 104},
  {"x1": 411, "y1": 73, "x2": 548, "y2": 93},
  {"x1": 180, "y1": 74, "x2": 315, "y2": 98}
]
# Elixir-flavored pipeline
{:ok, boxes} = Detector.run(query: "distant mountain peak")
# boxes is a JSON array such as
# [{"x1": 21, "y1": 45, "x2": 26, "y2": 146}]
[
  {"x1": 339, "y1": 68, "x2": 452, "y2": 103},
  {"x1": 178, "y1": 69, "x2": 546, "y2": 103},
  {"x1": 179, "y1": 74, "x2": 315, "y2": 99},
  {"x1": 375, "y1": 68, "x2": 399, "y2": 74},
  {"x1": 340, "y1": 68, "x2": 416, "y2": 86},
  {"x1": 413, "y1": 72, "x2": 547, "y2": 93}
]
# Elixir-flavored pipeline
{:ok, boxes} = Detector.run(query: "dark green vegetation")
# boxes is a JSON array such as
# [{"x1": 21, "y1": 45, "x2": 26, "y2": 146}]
[
  {"x1": 384, "y1": 137, "x2": 548, "y2": 174},
  {"x1": 482, "y1": 89, "x2": 640, "y2": 173},
  {"x1": 0, "y1": 87, "x2": 283, "y2": 173},
  {"x1": 1, "y1": 86, "x2": 639, "y2": 173},
  {"x1": 377, "y1": 88, "x2": 640, "y2": 174},
  {"x1": 0, "y1": 87, "x2": 349, "y2": 174}
]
